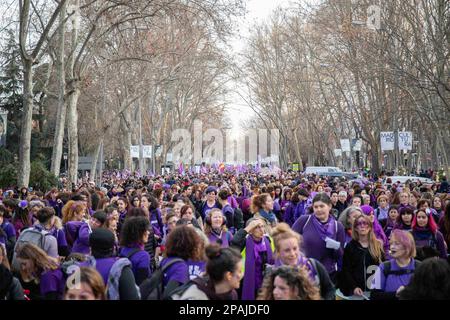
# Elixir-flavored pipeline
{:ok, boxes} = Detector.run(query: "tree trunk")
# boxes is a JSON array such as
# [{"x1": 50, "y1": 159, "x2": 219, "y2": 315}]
[
  {"x1": 123, "y1": 107, "x2": 132, "y2": 170},
  {"x1": 90, "y1": 138, "x2": 103, "y2": 182},
  {"x1": 371, "y1": 145, "x2": 381, "y2": 175},
  {"x1": 50, "y1": 2, "x2": 67, "y2": 176},
  {"x1": 18, "y1": 59, "x2": 34, "y2": 187},
  {"x1": 67, "y1": 87, "x2": 80, "y2": 185}
]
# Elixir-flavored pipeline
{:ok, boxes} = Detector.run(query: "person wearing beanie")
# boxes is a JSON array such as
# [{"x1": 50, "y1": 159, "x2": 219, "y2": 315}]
[{"x1": 80, "y1": 228, "x2": 140, "y2": 300}]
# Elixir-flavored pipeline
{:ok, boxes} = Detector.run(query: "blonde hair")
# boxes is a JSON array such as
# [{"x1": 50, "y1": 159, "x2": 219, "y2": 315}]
[
  {"x1": 204, "y1": 208, "x2": 228, "y2": 236},
  {"x1": 271, "y1": 223, "x2": 302, "y2": 254}
]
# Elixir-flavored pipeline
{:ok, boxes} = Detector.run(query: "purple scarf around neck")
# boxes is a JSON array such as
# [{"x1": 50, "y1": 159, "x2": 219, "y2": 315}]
[
  {"x1": 311, "y1": 214, "x2": 336, "y2": 241},
  {"x1": 242, "y1": 235, "x2": 273, "y2": 300}
]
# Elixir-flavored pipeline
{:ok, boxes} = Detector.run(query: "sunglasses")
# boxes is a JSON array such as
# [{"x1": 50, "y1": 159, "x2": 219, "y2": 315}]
[{"x1": 356, "y1": 221, "x2": 369, "y2": 227}]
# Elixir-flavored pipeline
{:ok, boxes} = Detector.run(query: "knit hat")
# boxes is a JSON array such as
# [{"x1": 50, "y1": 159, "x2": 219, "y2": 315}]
[
  {"x1": 360, "y1": 205, "x2": 374, "y2": 216},
  {"x1": 89, "y1": 228, "x2": 115, "y2": 257},
  {"x1": 205, "y1": 186, "x2": 217, "y2": 194}
]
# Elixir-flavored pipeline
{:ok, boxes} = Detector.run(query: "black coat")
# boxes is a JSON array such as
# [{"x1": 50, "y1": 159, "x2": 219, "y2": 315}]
[{"x1": 339, "y1": 240, "x2": 384, "y2": 296}]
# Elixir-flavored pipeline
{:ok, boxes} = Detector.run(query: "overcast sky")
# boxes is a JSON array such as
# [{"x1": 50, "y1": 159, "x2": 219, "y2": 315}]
[{"x1": 227, "y1": 0, "x2": 293, "y2": 135}]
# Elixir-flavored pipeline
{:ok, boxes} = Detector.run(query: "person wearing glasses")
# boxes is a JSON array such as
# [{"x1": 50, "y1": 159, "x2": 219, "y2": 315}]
[{"x1": 339, "y1": 214, "x2": 385, "y2": 299}]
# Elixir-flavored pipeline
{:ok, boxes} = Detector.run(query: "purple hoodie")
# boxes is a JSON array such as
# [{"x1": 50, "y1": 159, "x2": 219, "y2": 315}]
[{"x1": 73, "y1": 222, "x2": 92, "y2": 254}]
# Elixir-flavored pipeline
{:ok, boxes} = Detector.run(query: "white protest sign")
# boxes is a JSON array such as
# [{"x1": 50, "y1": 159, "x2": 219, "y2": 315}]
[
  {"x1": 398, "y1": 132, "x2": 412, "y2": 150},
  {"x1": 130, "y1": 145, "x2": 139, "y2": 158},
  {"x1": 143, "y1": 145, "x2": 152, "y2": 158},
  {"x1": 380, "y1": 132, "x2": 395, "y2": 151}
]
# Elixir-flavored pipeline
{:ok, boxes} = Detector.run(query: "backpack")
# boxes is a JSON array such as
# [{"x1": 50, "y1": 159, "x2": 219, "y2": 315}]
[
  {"x1": 139, "y1": 258, "x2": 185, "y2": 300},
  {"x1": 12, "y1": 227, "x2": 52, "y2": 270},
  {"x1": 382, "y1": 260, "x2": 420, "y2": 278},
  {"x1": 107, "y1": 258, "x2": 140, "y2": 300}
]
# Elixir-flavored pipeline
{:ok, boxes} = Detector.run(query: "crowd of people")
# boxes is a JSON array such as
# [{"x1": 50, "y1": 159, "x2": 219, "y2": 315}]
[{"x1": 1, "y1": 170, "x2": 449, "y2": 300}]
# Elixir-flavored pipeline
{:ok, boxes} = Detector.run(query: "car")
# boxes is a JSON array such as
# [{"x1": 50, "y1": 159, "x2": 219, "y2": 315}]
[{"x1": 383, "y1": 176, "x2": 434, "y2": 184}]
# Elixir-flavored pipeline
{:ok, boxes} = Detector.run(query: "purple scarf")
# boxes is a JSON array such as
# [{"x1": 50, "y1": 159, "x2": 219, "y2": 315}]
[
  {"x1": 242, "y1": 236, "x2": 273, "y2": 300},
  {"x1": 311, "y1": 214, "x2": 337, "y2": 241}
]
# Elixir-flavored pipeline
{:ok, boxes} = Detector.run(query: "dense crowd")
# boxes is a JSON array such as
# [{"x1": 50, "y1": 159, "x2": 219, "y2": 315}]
[{"x1": 1, "y1": 171, "x2": 449, "y2": 300}]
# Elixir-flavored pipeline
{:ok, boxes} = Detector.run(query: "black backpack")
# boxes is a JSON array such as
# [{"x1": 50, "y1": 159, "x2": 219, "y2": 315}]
[
  {"x1": 139, "y1": 258, "x2": 184, "y2": 300},
  {"x1": 382, "y1": 260, "x2": 420, "y2": 277}
]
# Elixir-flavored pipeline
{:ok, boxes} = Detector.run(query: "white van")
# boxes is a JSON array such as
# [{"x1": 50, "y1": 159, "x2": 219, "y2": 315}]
[{"x1": 304, "y1": 166, "x2": 343, "y2": 175}]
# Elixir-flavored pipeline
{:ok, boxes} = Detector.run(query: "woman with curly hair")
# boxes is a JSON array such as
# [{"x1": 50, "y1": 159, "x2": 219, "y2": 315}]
[
  {"x1": 153, "y1": 226, "x2": 204, "y2": 296},
  {"x1": 119, "y1": 216, "x2": 152, "y2": 285},
  {"x1": 257, "y1": 266, "x2": 321, "y2": 300}
]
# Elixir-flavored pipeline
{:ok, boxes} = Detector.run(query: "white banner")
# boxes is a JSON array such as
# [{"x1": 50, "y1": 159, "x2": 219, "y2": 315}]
[
  {"x1": 398, "y1": 131, "x2": 412, "y2": 150},
  {"x1": 143, "y1": 145, "x2": 152, "y2": 158},
  {"x1": 131, "y1": 145, "x2": 152, "y2": 158},
  {"x1": 130, "y1": 145, "x2": 139, "y2": 158},
  {"x1": 380, "y1": 132, "x2": 395, "y2": 151},
  {"x1": 166, "y1": 153, "x2": 173, "y2": 162},
  {"x1": 334, "y1": 149, "x2": 342, "y2": 157},
  {"x1": 340, "y1": 139, "x2": 350, "y2": 152}
]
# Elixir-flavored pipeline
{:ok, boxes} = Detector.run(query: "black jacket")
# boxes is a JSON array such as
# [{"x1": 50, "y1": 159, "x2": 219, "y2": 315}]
[{"x1": 339, "y1": 240, "x2": 384, "y2": 296}]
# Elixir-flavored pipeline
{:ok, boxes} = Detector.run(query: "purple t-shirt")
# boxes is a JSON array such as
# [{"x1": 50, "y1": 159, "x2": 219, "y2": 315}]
[
  {"x1": 119, "y1": 245, "x2": 150, "y2": 280},
  {"x1": 0, "y1": 221, "x2": 15, "y2": 244},
  {"x1": 371, "y1": 259, "x2": 416, "y2": 292},
  {"x1": 81, "y1": 257, "x2": 117, "y2": 285},
  {"x1": 49, "y1": 227, "x2": 68, "y2": 249},
  {"x1": 186, "y1": 260, "x2": 206, "y2": 280},
  {"x1": 40, "y1": 269, "x2": 65, "y2": 299},
  {"x1": 71, "y1": 222, "x2": 91, "y2": 255},
  {"x1": 160, "y1": 257, "x2": 189, "y2": 286}
]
